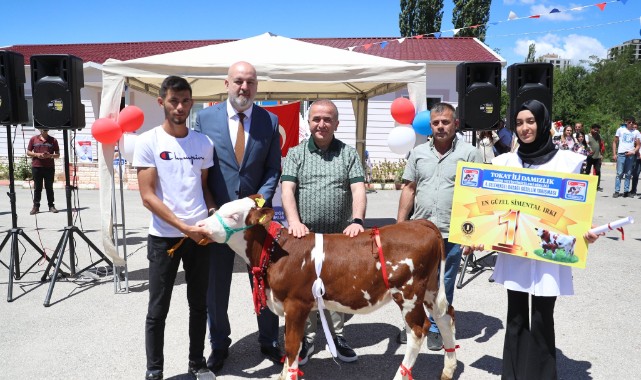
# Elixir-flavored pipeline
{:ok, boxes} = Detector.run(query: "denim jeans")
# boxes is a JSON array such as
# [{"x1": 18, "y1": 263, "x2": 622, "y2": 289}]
[
  {"x1": 428, "y1": 239, "x2": 463, "y2": 333},
  {"x1": 615, "y1": 153, "x2": 634, "y2": 193},
  {"x1": 145, "y1": 235, "x2": 210, "y2": 374}
]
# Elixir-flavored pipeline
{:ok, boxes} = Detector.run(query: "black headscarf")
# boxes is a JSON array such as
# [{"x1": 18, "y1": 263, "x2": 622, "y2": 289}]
[{"x1": 512, "y1": 99, "x2": 558, "y2": 165}]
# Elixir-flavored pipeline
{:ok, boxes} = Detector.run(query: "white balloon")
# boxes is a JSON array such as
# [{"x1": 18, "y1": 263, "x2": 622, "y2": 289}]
[
  {"x1": 387, "y1": 126, "x2": 416, "y2": 155},
  {"x1": 118, "y1": 133, "x2": 138, "y2": 163}
]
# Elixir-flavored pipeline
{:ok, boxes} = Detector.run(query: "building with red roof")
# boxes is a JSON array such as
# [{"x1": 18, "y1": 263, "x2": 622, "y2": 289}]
[{"x1": 1, "y1": 36, "x2": 504, "y2": 187}]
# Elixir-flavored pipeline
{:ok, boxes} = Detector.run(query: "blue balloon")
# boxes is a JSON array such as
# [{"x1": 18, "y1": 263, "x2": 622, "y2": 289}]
[{"x1": 412, "y1": 110, "x2": 432, "y2": 136}]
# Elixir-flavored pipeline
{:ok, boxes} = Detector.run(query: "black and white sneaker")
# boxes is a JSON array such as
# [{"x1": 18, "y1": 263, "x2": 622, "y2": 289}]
[
  {"x1": 426, "y1": 331, "x2": 443, "y2": 351},
  {"x1": 188, "y1": 358, "x2": 216, "y2": 380},
  {"x1": 332, "y1": 336, "x2": 358, "y2": 362},
  {"x1": 298, "y1": 340, "x2": 314, "y2": 366},
  {"x1": 145, "y1": 371, "x2": 163, "y2": 380}
]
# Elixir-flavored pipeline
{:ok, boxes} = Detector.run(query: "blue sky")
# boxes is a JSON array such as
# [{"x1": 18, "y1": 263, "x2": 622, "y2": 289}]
[{"x1": 1, "y1": 0, "x2": 639, "y2": 66}]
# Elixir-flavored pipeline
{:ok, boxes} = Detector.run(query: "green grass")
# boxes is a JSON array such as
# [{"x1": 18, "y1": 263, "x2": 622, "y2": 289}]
[{"x1": 533, "y1": 248, "x2": 580, "y2": 264}]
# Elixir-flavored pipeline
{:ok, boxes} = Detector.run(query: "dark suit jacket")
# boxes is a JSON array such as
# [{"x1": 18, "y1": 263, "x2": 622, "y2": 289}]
[{"x1": 195, "y1": 102, "x2": 281, "y2": 207}]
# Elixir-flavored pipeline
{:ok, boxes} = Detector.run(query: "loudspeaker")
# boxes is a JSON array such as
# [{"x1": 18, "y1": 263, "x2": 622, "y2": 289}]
[
  {"x1": 456, "y1": 61, "x2": 501, "y2": 131},
  {"x1": 0, "y1": 51, "x2": 29, "y2": 125},
  {"x1": 30, "y1": 54, "x2": 85, "y2": 129},
  {"x1": 507, "y1": 63, "x2": 553, "y2": 130}
]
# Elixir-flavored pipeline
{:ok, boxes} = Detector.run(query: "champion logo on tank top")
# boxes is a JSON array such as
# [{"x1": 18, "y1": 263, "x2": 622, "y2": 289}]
[{"x1": 158, "y1": 151, "x2": 205, "y2": 164}]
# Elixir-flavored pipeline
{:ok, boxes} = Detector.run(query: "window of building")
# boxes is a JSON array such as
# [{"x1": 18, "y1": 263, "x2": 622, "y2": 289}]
[
  {"x1": 426, "y1": 96, "x2": 442, "y2": 110},
  {"x1": 189, "y1": 102, "x2": 206, "y2": 130}
]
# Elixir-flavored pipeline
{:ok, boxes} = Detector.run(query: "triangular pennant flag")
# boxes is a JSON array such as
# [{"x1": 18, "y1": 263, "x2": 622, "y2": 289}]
[
  {"x1": 470, "y1": 24, "x2": 479, "y2": 29},
  {"x1": 453, "y1": 28, "x2": 461, "y2": 35},
  {"x1": 397, "y1": 38, "x2": 406, "y2": 44},
  {"x1": 489, "y1": 22, "x2": 498, "y2": 25},
  {"x1": 550, "y1": 8, "x2": 560, "y2": 13},
  {"x1": 415, "y1": 35, "x2": 424, "y2": 39},
  {"x1": 380, "y1": 41, "x2": 388, "y2": 49},
  {"x1": 434, "y1": 32, "x2": 442, "y2": 39},
  {"x1": 620, "y1": 0, "x2": 627, "y2": 4},
  {"x1": 364, "y1": 43, "x2": 373, "y2": 50},
  {"x1": 348, "y1": 47, "x2": 355, "y2": 51},
  {"x1": 596, "y1": 2, "x2": 606, "y2": 11},
  {"x1": 529, "y1": 14, "x2": 541, "y2": 19},
  {"x1": 508, "y1": 11, "x2": 518, "y2": 20}
]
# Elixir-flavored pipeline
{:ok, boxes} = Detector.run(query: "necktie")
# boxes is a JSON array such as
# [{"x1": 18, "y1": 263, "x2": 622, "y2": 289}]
[{"x1": 235, "y1": 113, "x2": 246, "y2": 165}]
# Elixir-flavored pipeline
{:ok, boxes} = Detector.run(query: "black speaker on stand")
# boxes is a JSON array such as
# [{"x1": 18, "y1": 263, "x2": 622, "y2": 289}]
[
  {"x1": 30, "y1": 54, "x2": 85, "y2": 130},
  {"x1": 507, "y1": 63, "x2": 553, "y2": 130},
  {"x1": 456, "y1": 61, "x2": 502, "y2": 145},
  {"x1": 0, "y1": 51, "x2": 54, "y2": 302},
  {"x1": 29, "y1": 54, "x2": 112, "y2": 306}
]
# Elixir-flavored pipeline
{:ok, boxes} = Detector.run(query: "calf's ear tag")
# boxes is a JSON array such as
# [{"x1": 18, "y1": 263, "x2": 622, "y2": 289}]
[
  {"x1": 259, "y1": 215, "x2": 267, "y2": 224},
  {"x1": 255, "y1": 198, "x2": 265, "y2": 208}
]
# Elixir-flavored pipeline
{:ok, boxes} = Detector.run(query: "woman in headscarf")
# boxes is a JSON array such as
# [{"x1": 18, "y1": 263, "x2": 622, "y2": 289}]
[{"x1": 491, "y1": 99, "x2": 601, "y2": 379}]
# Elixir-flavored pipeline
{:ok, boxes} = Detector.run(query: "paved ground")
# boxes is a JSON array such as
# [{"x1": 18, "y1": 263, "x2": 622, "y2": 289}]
[{"x1": 0, "y1": 164, "x2": 639, "y2": 380}]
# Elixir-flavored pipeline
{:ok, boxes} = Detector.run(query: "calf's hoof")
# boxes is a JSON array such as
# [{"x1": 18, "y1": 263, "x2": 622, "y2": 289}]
[{"x1": 440, "y1": 372, "x2": 454, "y2": 380}]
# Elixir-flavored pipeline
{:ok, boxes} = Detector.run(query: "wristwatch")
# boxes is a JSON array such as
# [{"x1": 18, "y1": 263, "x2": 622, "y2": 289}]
[{"x1": 351, "y1": 218, "x2": 364, "y2": 226}]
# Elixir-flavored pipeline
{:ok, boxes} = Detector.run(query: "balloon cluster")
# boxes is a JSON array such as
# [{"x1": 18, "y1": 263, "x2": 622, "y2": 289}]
[
  {"x1": 91, "y1": 106, "x2": 145, "y2": 144},
  {"x1": 387, "y1": 98, "x2": 432, "y2": 155}
]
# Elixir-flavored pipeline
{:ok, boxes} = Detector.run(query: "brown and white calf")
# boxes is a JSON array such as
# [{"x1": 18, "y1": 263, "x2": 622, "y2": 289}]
[{"x1": 198, "y1": 195, "x2": 458, "y2": 380}]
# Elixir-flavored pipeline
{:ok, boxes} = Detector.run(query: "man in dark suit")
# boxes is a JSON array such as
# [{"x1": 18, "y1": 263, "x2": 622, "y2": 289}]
[{"x1": 194, "y1": 61, "x2": 282, "y2": 373}]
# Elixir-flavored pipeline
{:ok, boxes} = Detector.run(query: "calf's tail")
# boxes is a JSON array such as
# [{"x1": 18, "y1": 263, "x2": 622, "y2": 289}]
[{"x1": 432, "y1": 237, "x2": 449, "y2": 320}]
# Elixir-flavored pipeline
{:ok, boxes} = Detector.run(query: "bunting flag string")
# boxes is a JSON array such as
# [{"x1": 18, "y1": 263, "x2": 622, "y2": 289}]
[
  {"x1": 489, "y1": 17, "x2": 638, "y2": 38},
  {"x1": 346, "y1": 0, "x2": 628, "y2": 51}
]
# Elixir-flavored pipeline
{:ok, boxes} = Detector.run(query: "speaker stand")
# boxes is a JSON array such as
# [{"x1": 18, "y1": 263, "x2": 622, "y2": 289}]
[
  {"x1": 0, "y1": 124, "x2": 53, "y2": 302},
  {"x1": 41, "y1": 129, "x2": 112, "y2": 307}
]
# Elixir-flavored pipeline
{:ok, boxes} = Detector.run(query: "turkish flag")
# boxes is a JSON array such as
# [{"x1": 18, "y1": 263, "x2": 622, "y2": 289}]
[{"x1": 264, "y1": 102, "x2": 301, "y2": 157}]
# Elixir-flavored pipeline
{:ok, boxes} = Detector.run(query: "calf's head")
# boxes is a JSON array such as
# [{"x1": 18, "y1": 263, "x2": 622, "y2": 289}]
[
  {"x1": 198, "y1": 195, "x2": 274, "y2": 244},
  {"x1": 535, "y1": 228, "x2": 550, "y2": 242}
]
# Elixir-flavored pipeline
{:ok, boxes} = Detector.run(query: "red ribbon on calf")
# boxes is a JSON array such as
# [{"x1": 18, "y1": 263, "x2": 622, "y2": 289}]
[
  {"x1": 444, "y1": 344, "x2": 460, "y2": 352},
  {"x1": 252, "y1": 222, "x2": 282, "y2": 315},
  {"x1": 371, "y1": 227, "x2": 390, "y2": 289},
  {"x1": 399, "y1": 363, "x2": 413, "y2": 379},
  {"x1": 287, "y1": 367, "x2": 304, "y2": 379}
]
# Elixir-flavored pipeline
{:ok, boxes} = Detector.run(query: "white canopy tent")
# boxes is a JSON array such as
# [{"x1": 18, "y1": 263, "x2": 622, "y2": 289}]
[{"x1": 97, "y1": 32, "x2": 426, "y2": 264}]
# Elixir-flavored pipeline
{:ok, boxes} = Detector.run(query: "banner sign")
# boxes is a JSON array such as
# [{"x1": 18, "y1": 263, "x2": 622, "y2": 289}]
[
  {"x1": 264, "y1": 102, "x2": 301, "y2": 158},
  {"x1": 76, "y1": 141, "x2": 93, "y2": 163},
  {"x1": 448, "y1": 162, "x2": 597, "y2": 269}
]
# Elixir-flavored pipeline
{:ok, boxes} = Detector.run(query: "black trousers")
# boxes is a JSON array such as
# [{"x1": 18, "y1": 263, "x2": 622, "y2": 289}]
[
  {"x1": 145, "y1": 235, "x2": 210, "y2": 373},
  {"x1": 32, "y1": 166, "x2": 55, "y2": 207},
  {"x1": 583, "y1": 156, "x2": 602, "y2": 188},
  {"x1": 502, "y1": 290, "x2": 557, "y2": 380}
]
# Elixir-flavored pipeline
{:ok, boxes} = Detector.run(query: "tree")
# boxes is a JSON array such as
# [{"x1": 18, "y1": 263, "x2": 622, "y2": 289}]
[
  {"x1": 552, "y1": 65, "x2": 590, "y2": 123},
  {"x1": 399, "y1": 0, "x2": 444, "y2": 37},
  {"x1": 452, "y1": 0, "x2": 492, "y2": 42}
]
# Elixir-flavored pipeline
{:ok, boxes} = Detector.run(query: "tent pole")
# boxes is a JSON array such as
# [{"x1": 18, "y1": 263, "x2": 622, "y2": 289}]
[{"x1": 352, "y1": 97, "x2": 368, "y2": 169}]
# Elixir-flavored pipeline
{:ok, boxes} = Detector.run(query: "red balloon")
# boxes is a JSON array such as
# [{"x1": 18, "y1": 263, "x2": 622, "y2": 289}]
[
  {"x1": 92, "y1": 118, "x2": 123, "y2": 144},
  {"x1": 390, "y1": 98, "x2": 416, "y2": 125},
  {"x1": 118, "y1": 105, "x2": 145, "y2": 133}
]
